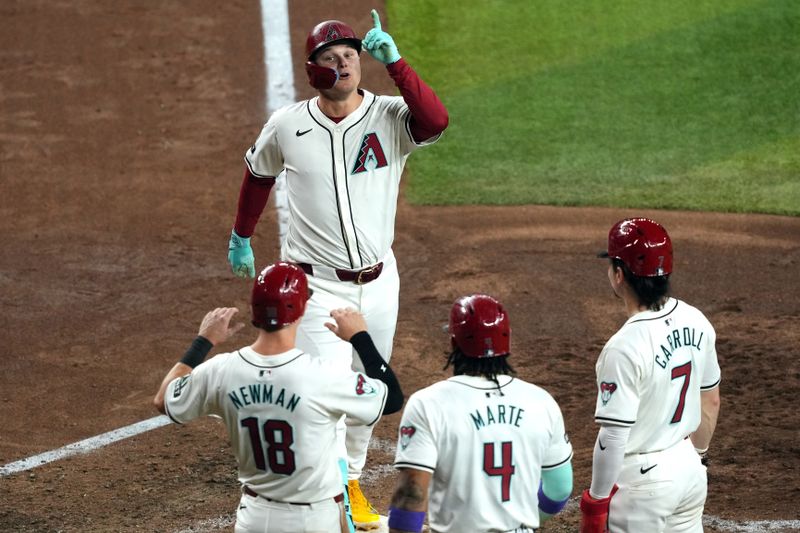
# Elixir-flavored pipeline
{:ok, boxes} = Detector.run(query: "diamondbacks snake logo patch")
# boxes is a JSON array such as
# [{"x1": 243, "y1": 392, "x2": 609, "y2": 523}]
[
  {"x1": 399, "y1": 426, "x2": 416, "y2": 450},
  {"x1": 600, "y1": 381, "x2": 618, "y2": 405},
  {"x1": 355, "y1": 374, "x2": 376, "y2": 396}
]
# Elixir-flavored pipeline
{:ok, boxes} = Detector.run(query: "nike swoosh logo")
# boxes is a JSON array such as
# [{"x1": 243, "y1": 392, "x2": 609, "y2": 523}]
[
  {"x1": 598, "y1": 440, "x2": 607, "y2": 450},
  {"x1": 296, "y1": 128, "x2": 312, "y2": 137},
  {"x1": 640, "y1": 464, "x2": 657, "y2": 474}
]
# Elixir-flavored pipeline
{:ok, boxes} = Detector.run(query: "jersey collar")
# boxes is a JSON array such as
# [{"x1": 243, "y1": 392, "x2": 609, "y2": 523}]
[
  {"x1": 626, "y1": 297, "x2": 679, "y2": 325},
  {"x1": 447, "y1": 374, "x2": 514, "y2": 389},
  {"x1": 237, "y1": 347, "x2": 305, "y2": 368},
  {"x1": 309, "y1": 89, "x2": 375, "y2": 128}
]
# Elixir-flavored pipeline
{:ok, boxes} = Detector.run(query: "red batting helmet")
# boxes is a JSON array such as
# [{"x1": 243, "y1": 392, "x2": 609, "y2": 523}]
[
  {"x1": 305, "y1": 20, "x2": 362, "y2": 61},
  {"x1": 251, "y1": 262, "x2": 309, "y2": 329},
  {"x1": 598, "y1": 218, "x2": 673, "y2": 277},
  {"x1": 449, "y1": 294, "x2": 511, "y2": 358}
]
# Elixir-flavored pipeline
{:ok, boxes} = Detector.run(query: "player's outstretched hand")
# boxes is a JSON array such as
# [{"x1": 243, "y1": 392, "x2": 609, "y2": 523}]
[
  {"x1": 362, "y1": 9, "x2": 401, "y2": 65},
  {"x1": 198, "y1": 307, "x2": 245, "y2": 346},
  {"x1": 325, "y1": 308, "x2": 368, "y2": 341},
  {"x1": 228, "y1": 229, "x2": 255, "y2": 278}
]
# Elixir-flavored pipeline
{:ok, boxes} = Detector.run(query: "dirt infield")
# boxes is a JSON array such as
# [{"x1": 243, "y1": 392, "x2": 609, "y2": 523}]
[{"x1": 1, "y1": 1, "x2": 799, "y2": 531}]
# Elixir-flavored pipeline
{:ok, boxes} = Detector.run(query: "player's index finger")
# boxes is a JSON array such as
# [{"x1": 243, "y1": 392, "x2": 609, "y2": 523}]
[{"x1": 370, "y1": 9, "x2": 381, "y2": 31}]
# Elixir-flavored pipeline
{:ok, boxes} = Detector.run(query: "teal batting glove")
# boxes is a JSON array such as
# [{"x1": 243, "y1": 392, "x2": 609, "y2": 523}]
[
  {"x1": 363, "y1": 9, "x2": 401, "y2": 65},
  {"x1": 228, "y1": 229, "x2": 255, "y2": 278}
]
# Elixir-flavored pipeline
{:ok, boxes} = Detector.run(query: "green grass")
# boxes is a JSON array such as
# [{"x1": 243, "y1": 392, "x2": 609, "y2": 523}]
[{"x1": 388, "y1": 0, "x2": 800, "y2": 215}]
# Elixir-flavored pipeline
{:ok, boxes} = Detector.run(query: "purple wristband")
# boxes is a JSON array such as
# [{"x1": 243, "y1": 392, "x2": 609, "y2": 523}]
[
  {"x1": 388, "y1": 507, "x2": 425, "y2": 532},
  {"x1": 538, "y1": 480, "x2": 569, "y2": 515}
]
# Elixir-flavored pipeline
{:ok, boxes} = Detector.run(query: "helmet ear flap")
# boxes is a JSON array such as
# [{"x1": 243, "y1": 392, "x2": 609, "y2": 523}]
[{"x1": 305, "y1": 62, "x2": 339, "y2": 90}]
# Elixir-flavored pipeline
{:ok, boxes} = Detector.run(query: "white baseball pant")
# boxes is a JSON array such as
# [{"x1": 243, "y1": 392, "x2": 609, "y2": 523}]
[
  {"x1": 235, "y1": 490, "x2": 345, "y2": 533},
  {"x1": 609, "y1": 437, "x2": 707, "y2": 532},
  {"x1": 294, "y1": 250, "x2": 399, "y2": 478}
]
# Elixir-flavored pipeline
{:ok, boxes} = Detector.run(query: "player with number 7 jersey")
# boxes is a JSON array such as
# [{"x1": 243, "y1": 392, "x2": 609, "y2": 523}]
[
  {"x1": 388, "y1": 295, "x2": 573, "y2": 533},
  {"x1": 581, "y1": 218, "x2": 722, "y2": 533}
]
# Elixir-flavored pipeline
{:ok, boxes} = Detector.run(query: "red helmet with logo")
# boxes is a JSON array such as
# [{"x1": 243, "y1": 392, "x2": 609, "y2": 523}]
[
  {"x1": 251, "y1": 262, "x2": 309, "y2": 329},
  {"x1": 449, "y1": 294, "x2": 511, "y2": 358},
  {"x1": 305, "y1": 20, "x2": 362, "y2": 61},
  {"x1": 599, "y1": 218, "x2": 673, "y2": 277}
]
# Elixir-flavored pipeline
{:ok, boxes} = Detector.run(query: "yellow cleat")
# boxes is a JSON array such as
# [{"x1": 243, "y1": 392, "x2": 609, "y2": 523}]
[{"x1": 347, "y1": 479, "x2": 381, "y2": 530}]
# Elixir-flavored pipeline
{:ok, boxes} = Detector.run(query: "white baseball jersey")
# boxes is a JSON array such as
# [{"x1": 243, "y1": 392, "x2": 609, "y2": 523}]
[
  {"x1": 244, "y1": 90, "x2": 440, "y2": 478},
  {"x1": 164, "y1": 346, "x2": 387, "y2": 503},
  {"x1": 594, "y1": 297, "x2": 721, "y2": 453},
  {"x1": 244, "y1": 90, "x2": 439, "y2": 270},
  {"x1": 394, "y1": 375, "x2": 573, "y2": 533}
]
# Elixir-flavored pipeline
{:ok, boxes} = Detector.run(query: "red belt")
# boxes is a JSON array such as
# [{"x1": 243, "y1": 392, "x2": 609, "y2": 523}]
[
  {"x1": 298, "y1": 262, "x2": 384, "y2": 285},
  {"x1": 243, "y1": 486, "x2": 344, "y2": 505}
]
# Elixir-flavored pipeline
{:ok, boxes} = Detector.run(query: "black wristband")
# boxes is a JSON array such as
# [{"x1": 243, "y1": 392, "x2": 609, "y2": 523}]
[{"x1": 180, "y1": 336, "x2": 213, "y2": 368}]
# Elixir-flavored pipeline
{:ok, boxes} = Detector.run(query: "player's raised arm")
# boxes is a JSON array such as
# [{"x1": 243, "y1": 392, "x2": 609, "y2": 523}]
[
  {"x1": 363, "y1": 9, "x2": 448, "y2": 142},
  {"x1": 326, "y1": 308, "x2": 404, "y2": 414},
  {"x1": 153, "y1": 307, "x2": 243, "y2": 413}
]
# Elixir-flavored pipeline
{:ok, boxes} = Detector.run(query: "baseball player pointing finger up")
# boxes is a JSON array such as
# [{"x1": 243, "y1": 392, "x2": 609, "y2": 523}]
[{"x1": 226, "y1": 9, "x2": 448, "y2": 529}]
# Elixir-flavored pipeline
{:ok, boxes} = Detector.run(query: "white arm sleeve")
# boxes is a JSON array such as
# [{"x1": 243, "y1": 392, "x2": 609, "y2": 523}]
[{"x1": 589, "y1": 424, "x2": 631, "y2": 498}]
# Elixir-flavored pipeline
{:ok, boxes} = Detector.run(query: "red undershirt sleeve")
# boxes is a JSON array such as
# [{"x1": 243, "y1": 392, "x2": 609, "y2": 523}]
[
  {"x1": 386, "y1": 58, "x2": 449, "y2": 142},
  {"x1": 233, "y1": 167, "x2": 275, "y2": 238}
]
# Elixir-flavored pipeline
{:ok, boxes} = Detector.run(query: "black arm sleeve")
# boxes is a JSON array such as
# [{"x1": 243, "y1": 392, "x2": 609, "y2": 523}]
[{"x1": 350, "y1": 332, "x2": 404, "y2": 415}]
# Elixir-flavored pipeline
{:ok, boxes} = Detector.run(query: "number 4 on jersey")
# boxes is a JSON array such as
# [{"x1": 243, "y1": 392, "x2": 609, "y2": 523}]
[{"x1": 483, "y1": 441, "x2": 515, "y2": 502}]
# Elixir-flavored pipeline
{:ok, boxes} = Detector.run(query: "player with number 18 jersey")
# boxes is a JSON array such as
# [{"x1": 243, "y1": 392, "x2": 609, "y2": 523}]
[
  {"x1": 155, "y1": 262, "x2": 405, "y2": 532},
  {"x1": 165, "y1": 347, "x2": 387, "y2": 503}
]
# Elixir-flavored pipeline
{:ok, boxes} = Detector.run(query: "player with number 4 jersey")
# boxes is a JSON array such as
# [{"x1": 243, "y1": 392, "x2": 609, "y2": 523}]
[
  {"x1": 580, "y1": 218, "x2": 722, "y2": 533},
  {"x1": 389, "y1": 295, "x2": 573, "y2": 533}
]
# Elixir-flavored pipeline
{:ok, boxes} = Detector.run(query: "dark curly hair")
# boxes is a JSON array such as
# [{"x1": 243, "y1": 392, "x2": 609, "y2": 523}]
[
  {"x1": 444, "y1": 348, "x2": 516, "y2": 391},
  {"x1": 612, "y1": 258, "x2": 671, "y2": 311}
]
